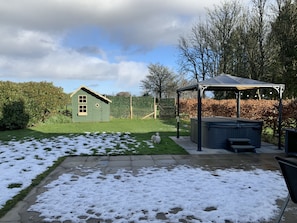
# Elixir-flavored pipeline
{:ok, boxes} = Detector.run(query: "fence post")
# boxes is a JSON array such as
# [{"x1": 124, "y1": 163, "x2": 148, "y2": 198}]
[
  {"x1": 154, "y1": 97, "x2": 157, "y2": 119},
  {"x1": 130, "y1": 95, "x2": 133, "y2": 119}
]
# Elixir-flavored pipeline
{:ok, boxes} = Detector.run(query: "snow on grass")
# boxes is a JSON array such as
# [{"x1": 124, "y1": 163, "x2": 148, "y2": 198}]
[
  {"x1": 0, "y1": 132, "x2": 145, "y2": 208},
  {"x1": 29, "y1": 166, "x2": 287, "y2": 223},
  {"x1": 0, "y1": 132, "x2": 288, "y2": 222}
]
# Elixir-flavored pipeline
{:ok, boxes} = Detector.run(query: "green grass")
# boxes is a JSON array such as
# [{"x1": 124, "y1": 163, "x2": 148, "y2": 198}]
[
  {"x1": 0, "y1": 118, "x2": 189, "y2": 154},
  {"x1": 262, "y1": 127, "x2": 285, "y2": 146},
  {"x1": 7, "y1": 183, "x2": 22, "y2": 189},
  {"x1": 35, "y1": 118, "x2": 180, "y2": 134},
  {"x1": 0, "y1": 118, "x2": 189, "y2": 217}
]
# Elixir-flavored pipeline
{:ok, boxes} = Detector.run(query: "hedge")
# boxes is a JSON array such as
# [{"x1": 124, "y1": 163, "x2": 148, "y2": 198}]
[
  {"x1": 0, "y1": 81, "x2": 69, "y2": 130},
  {"x1": 179, "y1": 98, "x2": 297, "y2": 135}
]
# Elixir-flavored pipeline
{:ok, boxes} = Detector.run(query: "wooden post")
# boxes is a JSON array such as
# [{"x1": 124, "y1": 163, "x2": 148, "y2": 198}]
[
  {"x1": 154, "y1": 97, "x2": 157, "y2": 119},
  {"x1": 130, "y1": 95, "x2": 133, "y2": 119}
]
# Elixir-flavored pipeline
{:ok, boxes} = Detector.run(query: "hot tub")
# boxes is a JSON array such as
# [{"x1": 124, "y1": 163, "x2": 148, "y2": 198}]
[{"x1": 191, "y1": 117, "x2": 263, "y2": 149}]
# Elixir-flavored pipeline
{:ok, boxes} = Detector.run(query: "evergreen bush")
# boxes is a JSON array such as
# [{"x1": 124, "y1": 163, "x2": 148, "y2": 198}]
[{"x1": 0, "y1": 81, "x2": 69, "y2": 129}]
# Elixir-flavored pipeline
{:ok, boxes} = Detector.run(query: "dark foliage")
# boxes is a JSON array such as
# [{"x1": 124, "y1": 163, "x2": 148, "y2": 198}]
[
  {"x1": 180, "y1": 98, "x2": 297, "y2": 135},
  {"x1": 0, "y1": 81, "x2": 69, "y2": 129}
]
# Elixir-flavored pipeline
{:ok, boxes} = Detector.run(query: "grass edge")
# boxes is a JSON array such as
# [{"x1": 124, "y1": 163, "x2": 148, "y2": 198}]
[{"x1": 0, "y1": 156, "x2": 66, "y2": 218}]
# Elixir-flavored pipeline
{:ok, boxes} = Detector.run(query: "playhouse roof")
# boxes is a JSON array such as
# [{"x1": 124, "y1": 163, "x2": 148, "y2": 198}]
[{"x1": 70, "y1": 86, "x2": 112, "y2": 103}]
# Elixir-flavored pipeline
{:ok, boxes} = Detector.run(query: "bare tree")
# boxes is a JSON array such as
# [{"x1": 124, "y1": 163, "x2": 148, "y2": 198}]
[
  {"x1": 190, "y1": 22, "x2": 215, "y2": 80},
  {"x1": 178, "y1": 36, "x2": 199, "y2": 82},
  {"x1": 178, "y1": 0, "x2": 243, "y2": 83},
  {"x1": 252, "y1": 0, "x2": 268, "y2": 81},
  {"x1": 178, "y1": 20, "x2": 215, "y2": 82},
  {"x1": 116, "y1": 92, "x2": 131, "y2": 97},
  {"x1": 207, "y1": 0, "x2": 242, "y2": 74},
  {"x1": 140, "y1": 63, "x2": 178, "y2": 99},
  {"x1": 177, "y1": 0, "x2": 296, "y2": 98}
]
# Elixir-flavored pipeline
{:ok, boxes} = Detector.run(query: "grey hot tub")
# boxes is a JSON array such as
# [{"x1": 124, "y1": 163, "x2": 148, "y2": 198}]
[{"x1": 191, "y1": 117, "x2": 263, "y2": 149}]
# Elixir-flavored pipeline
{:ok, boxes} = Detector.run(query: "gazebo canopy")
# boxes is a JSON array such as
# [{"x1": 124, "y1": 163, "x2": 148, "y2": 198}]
[
  {"x1": 177, "y1": 74, "x2": 285, "y2": 96},
  {"x1": 176, "y1": 74, "x2": 285, "y2": 151}
]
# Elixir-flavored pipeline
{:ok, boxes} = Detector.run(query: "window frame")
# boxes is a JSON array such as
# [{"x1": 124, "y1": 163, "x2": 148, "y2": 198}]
[
  {"x1": 78, "y1": 105, "x2": 87, "y2": 116},
  {"x1": 78, "y1": 95, "x2": 87, "y2": 103}
]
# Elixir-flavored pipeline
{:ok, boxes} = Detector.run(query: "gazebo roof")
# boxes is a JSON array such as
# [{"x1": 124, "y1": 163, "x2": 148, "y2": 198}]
[{"x1": 177, "y1": 74, "x2": 285, "y2": 94}]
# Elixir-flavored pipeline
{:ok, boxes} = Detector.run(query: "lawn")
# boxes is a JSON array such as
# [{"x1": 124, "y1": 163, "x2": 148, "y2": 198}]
[
  {"x1": 0, "y1": 118, "x2": 189, "y2": 217},
  {"x1": 0, "y1": 119, "x2": 286, "y2": 222},
  {"x1": 37, "y1": 119, "x2": 177, "y2": 133},
  {"x1": 0, "y1": 118, "x2": 186, "y2": 138},
  {"x1": 0, "y1": 119, "x2": 190, "y2": 155}
]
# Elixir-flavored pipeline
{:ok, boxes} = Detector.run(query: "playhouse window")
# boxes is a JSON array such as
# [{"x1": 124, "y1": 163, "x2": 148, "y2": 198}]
[
  {"x1": 78, "y1": 105, "x2": 87, "y2": 115},
  {"x1": 78, "y1": 95, "x2": 87, "y2": 103}
]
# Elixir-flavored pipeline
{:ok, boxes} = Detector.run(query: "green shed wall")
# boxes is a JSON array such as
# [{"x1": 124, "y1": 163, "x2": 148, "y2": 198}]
[{"x1": 71, "y1": 89, "x2": 110, "y2": 122}]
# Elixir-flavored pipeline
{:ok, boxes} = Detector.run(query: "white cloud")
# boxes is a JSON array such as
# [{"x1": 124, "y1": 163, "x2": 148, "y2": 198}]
[
  {"x1": 0, "y1": 27, "x2": 58, "y2": 58},
  {"x1": 0, "y1": 0, "x2": 226, "y2": 94},
  {"x1": 0, "y1": 46, "x2": 147, "y2": 83},
  {"x1": 0, "y1": 0, "x2": 221, "y2": 49},
  {"x1": 0, "y1": 24, "x2": 148, "y2": 88},
  {"x1": 117, "y1": 61, "x2": 147, "y2": 86}
]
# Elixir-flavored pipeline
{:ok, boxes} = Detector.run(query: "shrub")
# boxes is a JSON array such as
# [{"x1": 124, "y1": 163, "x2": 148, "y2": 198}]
[
  {"x1": 0, "y1": 81, "x2": 70, "y2": 129},
  {"x1": 0, "y1": 100, "x2": 29, "y2": 130},
  {"x1": 179, "y1": 98, "x2": 297, "y2": 134}
]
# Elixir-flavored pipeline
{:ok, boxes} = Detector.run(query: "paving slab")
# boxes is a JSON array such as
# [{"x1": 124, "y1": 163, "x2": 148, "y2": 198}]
[{"x1": 171, "y1": 136, "x2": 284, "y2": 155}]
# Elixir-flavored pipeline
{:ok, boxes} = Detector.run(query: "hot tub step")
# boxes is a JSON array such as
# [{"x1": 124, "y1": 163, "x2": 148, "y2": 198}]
[
  {"x1": 230, "y1": 144, "x2": 256, "y2": 153},
  {"x1": 228, "y1": 138, "x2": 255, "y2": 153},
  {"x1": 228, "y1": 138, "x2": 251, "y2": 144}
]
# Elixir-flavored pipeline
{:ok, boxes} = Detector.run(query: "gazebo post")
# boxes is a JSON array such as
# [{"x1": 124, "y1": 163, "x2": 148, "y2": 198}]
[
  {"x1": 176, "y1": 91, "x2": 180, "y2": 139},
  {"x1": 278, "y1": 94, "x2": 283, "y2": 150},
  {"x1": 197, "y1": 87, "x2": 202, "y2": 151}
]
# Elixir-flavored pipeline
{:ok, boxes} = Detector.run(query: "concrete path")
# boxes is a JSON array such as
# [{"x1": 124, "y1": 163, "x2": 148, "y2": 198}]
[
  {"x1": 1, "y1": 140, "x2": 297, "y2": 222},
  {"x1": 171, "y1": 136, "x2": 284, "y2": 155}
]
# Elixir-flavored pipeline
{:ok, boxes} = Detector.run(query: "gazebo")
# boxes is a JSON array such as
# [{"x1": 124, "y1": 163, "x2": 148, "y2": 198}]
[{"x1": 176, "y1": 74, "x2": 285, "y2": 151}]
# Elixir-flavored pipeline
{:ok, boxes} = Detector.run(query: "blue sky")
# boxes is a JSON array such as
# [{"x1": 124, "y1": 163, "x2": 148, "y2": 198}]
[{"x1": 0, "y1": 0, "x2": 234, "y2": 96}]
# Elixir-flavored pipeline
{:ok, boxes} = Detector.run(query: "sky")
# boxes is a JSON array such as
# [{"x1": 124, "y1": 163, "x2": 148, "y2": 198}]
[
  {"x1": 0, "y1": 132, "x2": 288, "y2": 222},
  {"x1": 0, "y1": 0, "x2": 235, "y2": 96}
]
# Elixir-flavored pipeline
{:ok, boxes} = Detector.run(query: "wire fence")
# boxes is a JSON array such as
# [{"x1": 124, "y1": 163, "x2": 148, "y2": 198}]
[
  {"x1": 109, "y1": 96, "x2": 156, "y2": 119},
  {"x1": 109, "y1": 96, "x2": 176, "y2": 119}
]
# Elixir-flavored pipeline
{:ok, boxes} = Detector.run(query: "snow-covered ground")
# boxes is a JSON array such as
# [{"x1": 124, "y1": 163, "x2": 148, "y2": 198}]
[
  {"x1": 0, "y1": 132, "x2": 148, "y2": 208},
  {"x1": 0, "y1": 132, "x2": 288, "y2": 222}
]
